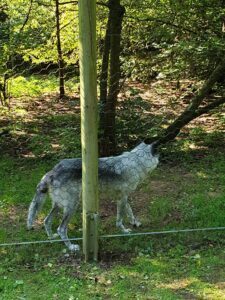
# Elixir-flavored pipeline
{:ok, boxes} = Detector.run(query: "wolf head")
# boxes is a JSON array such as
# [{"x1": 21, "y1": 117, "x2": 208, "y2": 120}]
[
  {"x1": 149, "y1": 141, "x2": 159, "y2": 159},
  {"x1": 131, "y1": 141, "x2": 159, "y2": 171},
  {"x1": 135, "y1": 141, "x2": 159, "y2": 157}
]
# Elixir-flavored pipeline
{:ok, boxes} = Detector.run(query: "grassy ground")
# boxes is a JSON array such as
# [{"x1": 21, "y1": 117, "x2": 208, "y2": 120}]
[{"x1": 0, "y1": 79, "x2": 225, "y2": 299}]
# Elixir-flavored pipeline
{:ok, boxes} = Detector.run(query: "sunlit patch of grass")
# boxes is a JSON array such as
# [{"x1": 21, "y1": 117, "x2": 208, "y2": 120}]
[
  {"x1": 9, "y1": 75, "x2": 79, "y2": 98},
  {"x1": 10, "y1": 75, "x2": 59, "y2": 97},
  {"x1": 158, "y1": 278, "x2": 225, "y2": 299},
  {"x1": 186, "y1": 280, "x2": 225, "y2": 299},
  {"x1": 2, "y1": 247, "x2": 224, "y2": 299}
]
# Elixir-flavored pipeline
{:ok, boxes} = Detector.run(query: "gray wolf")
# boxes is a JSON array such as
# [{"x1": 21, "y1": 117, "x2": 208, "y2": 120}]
[{"x1": 27, "y1": 142, "x2": 159, "y2": 251}]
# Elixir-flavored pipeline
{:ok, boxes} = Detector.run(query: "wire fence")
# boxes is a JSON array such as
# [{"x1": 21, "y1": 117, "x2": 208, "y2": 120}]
[
  {"x1": 1, "y1": 226, "x2": 225, "y2": 248},
  {"x1": 0, "y1": 0, "x2": 79, "y2": 104},
  {"x1": 0, "y1": 1, "x2": 127, "y2": 102},
  {"x1": 0, "y1": 1, "x2": 225, "y2": 254}
]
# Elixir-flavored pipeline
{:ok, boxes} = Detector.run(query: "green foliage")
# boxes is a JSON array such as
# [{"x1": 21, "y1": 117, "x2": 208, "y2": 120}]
[
  {"x1": 122, "y1": 0, "x2": 225, "y2": 80},
  {"x1": 10, "y1": 75, "x2": 58, "y2": 97},
  {"x1": 1, "y1": 0, "x2": 225, "y2": 98},
  {"x1": 9, "y1": 75, "x2": 79, "y2": 97},
  {"x1": 2, "y1": 0, "x2": 78, "y2": 64},
  {"x1": 0, "y1": 2, "x2": 225, "y2": 298}
]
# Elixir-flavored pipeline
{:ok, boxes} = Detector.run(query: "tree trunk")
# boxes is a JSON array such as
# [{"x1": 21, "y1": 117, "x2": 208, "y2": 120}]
[
  {"x1": 0, "y1": 74, "x2": 9, "y2": 107},
  {"x1": 0, "y1": 8, "x2": 10, "y2": 106},
  {"x1": 99, "y1": 0, "x2": 125, "y2": 156},
  {"x1": 55, "y1": 0, "x2": 65, "y2": 99},
  {"x1": 99, "y1": 17, "x2": 111, "y2": 132}
]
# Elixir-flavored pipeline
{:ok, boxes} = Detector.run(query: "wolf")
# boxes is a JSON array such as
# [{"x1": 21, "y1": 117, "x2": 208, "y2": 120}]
[{"x1": 27, "y1": 142, "x2": 159, "y2": 251}]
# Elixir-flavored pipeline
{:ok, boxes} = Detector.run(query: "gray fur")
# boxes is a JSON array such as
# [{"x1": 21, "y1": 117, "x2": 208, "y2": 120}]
[{"x1": 27, "y1": 142, "x2": 159, "y2": 251}]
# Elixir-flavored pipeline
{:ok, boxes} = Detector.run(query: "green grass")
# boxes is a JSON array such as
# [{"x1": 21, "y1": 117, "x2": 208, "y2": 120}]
[
  {"x1": 10, "y1": 75, "x2": 79, "y2": 98},
  {"x1": 0, "y1": 140, "x2": 225, "y2": 299},
  {"x1": 0, "y1": 83, "x2": 225, "y2": 299},
  {"x1": 0, "y1": 246, "x2": 225, "y2": 299}
]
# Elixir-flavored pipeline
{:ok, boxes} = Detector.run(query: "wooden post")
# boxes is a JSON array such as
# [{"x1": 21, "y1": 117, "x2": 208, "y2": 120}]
[{"x1": 78, "y1": 0, "x2": 99, "y2": 261}]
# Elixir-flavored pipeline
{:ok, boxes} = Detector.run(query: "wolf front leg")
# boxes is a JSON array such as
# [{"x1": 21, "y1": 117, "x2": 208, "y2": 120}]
[{"x1": 116, "y1": 196, "x2": 132, "y2": 233}]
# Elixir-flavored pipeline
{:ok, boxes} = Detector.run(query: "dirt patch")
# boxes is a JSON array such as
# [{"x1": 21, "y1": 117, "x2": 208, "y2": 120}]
[
  {"x1": 1, "y1": 79, "x2": 225, "y2": 158},
  {"x1": 100, "y1": 200, "x2": 117, "y2": 219},
  {"x1": 176, "y1": 289, "x2": 202, "y2": 300},
  {"x1": 146, "y1": 168, "x2": 195, "y2": 197},
  {"x1": 0, "y1": 205, "x2": 27, "y2": 225},
  {"x1": 215, "y1": 282, "x2": 225, "y2": 289}
]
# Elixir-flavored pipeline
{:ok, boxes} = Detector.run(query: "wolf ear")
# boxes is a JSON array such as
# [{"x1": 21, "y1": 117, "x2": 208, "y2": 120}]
[
  {"x1": 144, "y1": 137, "x2": 160, "y2": 144},
  {"x1": 144, "y1": 137, "x2": 156, "y2": 144}
]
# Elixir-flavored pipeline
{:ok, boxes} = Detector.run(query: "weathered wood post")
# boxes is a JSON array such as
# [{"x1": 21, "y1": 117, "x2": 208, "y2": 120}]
[{"x1": 78, "y1": 0, "x2": 99, "y2": 261}]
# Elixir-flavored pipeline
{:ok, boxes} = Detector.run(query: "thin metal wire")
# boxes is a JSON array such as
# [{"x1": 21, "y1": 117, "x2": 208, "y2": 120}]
[
  {"x1": 0, "y1": 226, "x2": 224, "y2": 247},
  {"x1": 0, "y1": 237, "x2": 83, "y2": 247},
  {"x1": 100, "y1": 226, "x2": 225, "y2": 239}
]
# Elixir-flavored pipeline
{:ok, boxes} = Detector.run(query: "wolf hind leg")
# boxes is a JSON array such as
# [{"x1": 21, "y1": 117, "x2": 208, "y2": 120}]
[
  {"x1": 126, "y1": 202, "x2": 141, "y2": 228},
  {"x1": 44, "y1": 204, "x2": 59, "y2": 239},
  {"x1": 57, "y1": 209, "x2": 80, "y2": 252},
  {"x1": 57, "y1": 197, "x2": 80, "y2": 252}
]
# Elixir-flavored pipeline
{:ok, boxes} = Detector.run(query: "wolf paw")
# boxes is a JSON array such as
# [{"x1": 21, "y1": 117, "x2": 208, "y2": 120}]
[
  {"x1": 27, "y1": 225, "x2": 34, "y2": 231},
  {"x1": 123, "y1": 228, "x2": 132, "y2": 234},
  {"x1": 52, "y1": 233, "x2": 59, "y2": 239},
  {"x1": 47, "y1": 233, "x2": 59, "y2": 240},
  {"x1": 69, "y1": 244, "x2": 80, "y2": 252},
  {"x1": 131, "y1": 220, "x2": 142, "y2": 228}
]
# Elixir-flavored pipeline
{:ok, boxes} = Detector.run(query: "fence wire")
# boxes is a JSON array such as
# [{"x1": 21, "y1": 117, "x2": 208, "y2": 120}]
[
  {"x1": 0, "y1": 1, "x2": 225, "y2": 253},
  {"x1": 1, "y1": 226, "x2": 225, "y2": 248}
]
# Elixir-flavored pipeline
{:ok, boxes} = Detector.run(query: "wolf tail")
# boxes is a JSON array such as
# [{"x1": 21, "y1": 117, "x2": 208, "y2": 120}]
[{"x1": 27, "y1": 174, "x2": 49, "y2": 230}]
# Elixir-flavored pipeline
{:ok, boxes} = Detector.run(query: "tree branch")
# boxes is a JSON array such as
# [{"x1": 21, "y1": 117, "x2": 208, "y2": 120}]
[
  {"x1": 125, "y1": 15, "x2": 198, "y2": 35},
  {"x1": 154, "y1": 56, "x2": 225, "y2": 145},
  {"x1": 195, "y1": 96, "x2": 225, "y2": 117},
  {"x1": 20, "y1": 0, "x2": 33, "y2": 32},
  {"x1": 35, "y1": 0, "x2": 53, "y2": 7},
  {"x1": 96, "y1": 1, "x2": 109, "y2": 8},
  {"x1": 35, "y1": 0, "x2": 108, "y2": 7},
  {"x1": 58, "y1": 0, "x2": 76, "y2": 4}
]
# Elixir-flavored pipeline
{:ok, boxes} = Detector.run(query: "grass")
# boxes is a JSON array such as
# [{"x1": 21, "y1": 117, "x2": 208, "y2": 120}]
[
  {"x1": 0, "y1": 246, "x2": 225, "y2": 299},
  {"x1": 0, "y1": 79, "x2": 225, "y2": 299},
  {"x1": 9, "y1": 75, "x2": 79, "y2": 98}
]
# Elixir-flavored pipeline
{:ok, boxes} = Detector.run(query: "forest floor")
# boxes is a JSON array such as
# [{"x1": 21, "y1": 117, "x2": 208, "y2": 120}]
[{"x1": 0, "y1": 79, "x2": 225, "y2": 299}]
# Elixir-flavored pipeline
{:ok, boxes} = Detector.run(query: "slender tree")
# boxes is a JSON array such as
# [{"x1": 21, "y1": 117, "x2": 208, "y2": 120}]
[
  {"x1": 0, "y1": 6, "x2": 9, "y2": 106},
  {"x1": 99, "y1": 0, "x2": 125, "y2": 156},
  {"x1": 55, "y1": 0, "x2": 65, "y2": 98}
]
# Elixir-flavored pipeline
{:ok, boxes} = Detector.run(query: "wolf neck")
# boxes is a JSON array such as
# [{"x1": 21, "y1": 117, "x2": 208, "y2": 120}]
[
  {"x1": 130, "y1": 143, "x2": 155, "y2": 172},
  {"x1": 132, "y1": 143, "x2": 152, "y2": 162},
  {"x1": 131, "y1": 142, "x2": 147, "y2": 152}
]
